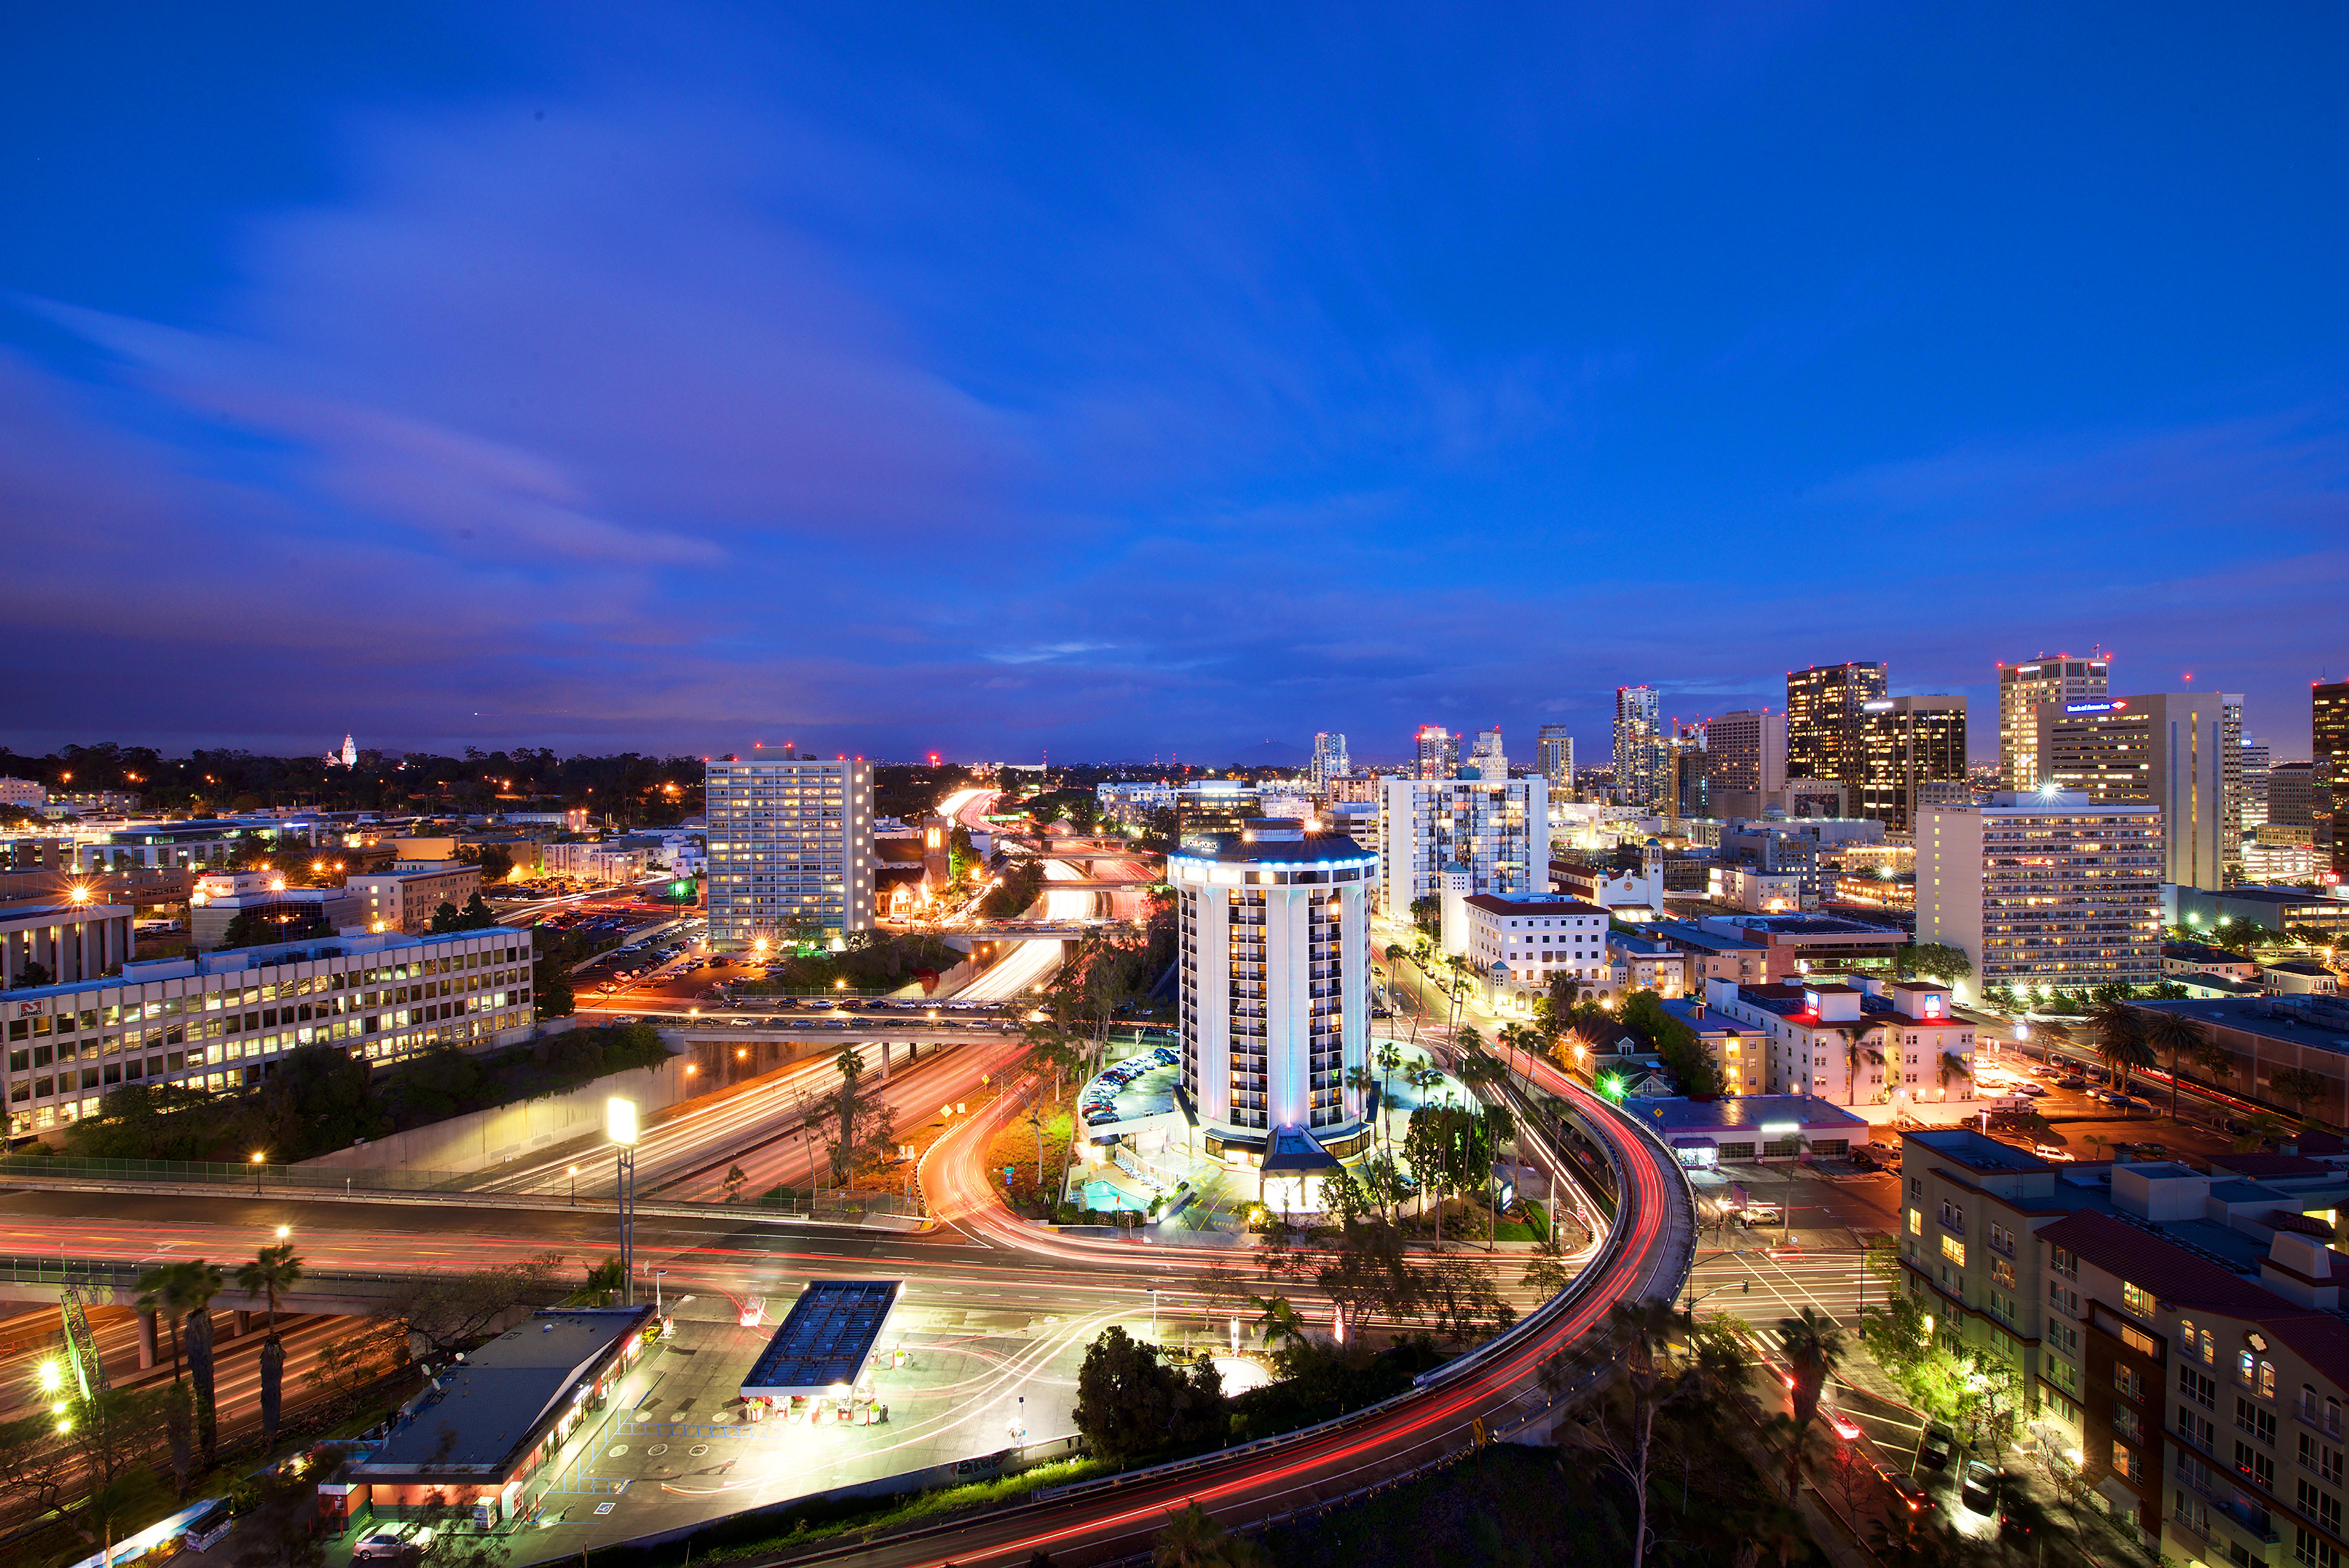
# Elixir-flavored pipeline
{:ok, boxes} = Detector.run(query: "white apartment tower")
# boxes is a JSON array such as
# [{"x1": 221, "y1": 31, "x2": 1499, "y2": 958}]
[
  {"x1": 1998, "y1": 654, "x2": 2109, "y2": 789},
  {"x1": 1309, "y1": 732, "x2": 1350, "y2": 791},
  {"x1": 1466, "y1": 727, "x2": 1507, "y2": 779},
  {"x1": 704, "y1": 756, "x2": 875, "y2": 947},
  {"x1": 1918, "y1": 792, "x2": 2163, "y2": 1000},
  {"x1": 1380, "y1": 774, "x2": 1548, "y2": 916},
  {"x1": 1170, "y1": 821, "x2": 1374, "y2": 1157}
]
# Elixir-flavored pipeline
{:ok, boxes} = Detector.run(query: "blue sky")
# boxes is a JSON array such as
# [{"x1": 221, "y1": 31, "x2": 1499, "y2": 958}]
[{"x1": 4, "y1": 4, "x2": 2345, "y2": 764}]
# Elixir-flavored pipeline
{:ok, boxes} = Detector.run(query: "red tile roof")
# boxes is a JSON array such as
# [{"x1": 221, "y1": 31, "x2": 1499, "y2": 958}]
[{"x1": 2039, "y1": 1210, "x2": 2349, "y2": 1391}]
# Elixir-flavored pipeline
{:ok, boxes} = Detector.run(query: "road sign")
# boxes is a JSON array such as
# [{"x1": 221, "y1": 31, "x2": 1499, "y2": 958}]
[{"x1": 1004, "y1": 1166, "x2": 1015, "y2": 1181}]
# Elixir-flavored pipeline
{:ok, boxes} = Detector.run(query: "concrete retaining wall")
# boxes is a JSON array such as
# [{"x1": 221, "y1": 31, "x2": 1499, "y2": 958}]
[{"x1": 299, "y1": 1044, "x2": 703, "y2": 1174}]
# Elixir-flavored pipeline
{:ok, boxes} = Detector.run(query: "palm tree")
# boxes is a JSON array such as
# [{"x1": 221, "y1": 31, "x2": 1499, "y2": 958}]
[
  {"x1": 237, "y1": 1243, "x2": 303, "y2": 1446},
  {"x1": 1375, "y1": 1042, "x2": 1405, "y2": 1151},
  {"x1": 1480, "y1": 1101, "x2": 1517, "y2": 1250},
  {"x1": 179, "y1": 1260, "x2": 226, "y2": 1465},
  {"x1": 2091, "y1": 1002, "x2": 2156, "y2": 1100},
  {"x1": 1343, "y1": 1063, "x2": 1377, "y2": 1131},
  {"x1": 135, "y1": 1262, "x2": 195, "y2": 1385},
  {"x1": 1838, "y1": 1025, "x2": 1876, "y2": 1107},
  {"x1": 2139, "y1": 1009, "x2": 2208, "y2": 1120},
  {"x1": 1776, "y1": 1306, "x2": 1847, "y2": 1502}
]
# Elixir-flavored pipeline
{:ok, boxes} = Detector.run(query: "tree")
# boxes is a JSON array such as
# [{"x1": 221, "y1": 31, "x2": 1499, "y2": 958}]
[
  {"x1": 378, "y1": 1255, "x2": 568, "y2": 1356},
  {"x1": 1898, "y1": 942, "x2": 1973, "y2": 984},
  {"x1": 1838, "y1": 1025, "x2": 1876, "y2": 1107},
  {"x1": 2090, "y1": 997, "x2": 2155, "y2": 1097},
  {"x1": 239, "y1": 1241, "x2": 303, "y2": 1445},
  {"x1": 1776, "y1": 1307, "x2": 1846, "y2": 1501},
  {"x1": 2139, "y1": 1008, "x2": 2208, "y2": 1120},
  {"x1": 1557, "y1": 1300, "x2": 1699, "y2": 1568},
  {"x1": 175, "y1": 1258, "x2": 226, "y2": 1464},
  {"x1": 1522, "y1": 1233, "x2": 1577, "y2": 1298},
  {"x1": 429, "y1": 893, "x2": 498, "y2": 933},
  {"x1": 0, "y1": 1409, "x2": 75, "y2": 1524},
  {"x1": 2271, "y1": 1066, "x2": 2331, "y2": 1121},
  {"x1": 1316, "y1": 1218, "x2": 1418, "y2": 1340},
  {"x1": 1071, "y1": 1327, "x2": 1225, "y2": 1464},
  {"x1": 305, "y1": 1322, "x2": 409, "y2": 1418},
  {"x1": 1408, "y1": 895, "x2": 1440, "y2": 936},
  {"x1": 1152, "y1": 1503, "x2": 1267, "y2": 1568}
]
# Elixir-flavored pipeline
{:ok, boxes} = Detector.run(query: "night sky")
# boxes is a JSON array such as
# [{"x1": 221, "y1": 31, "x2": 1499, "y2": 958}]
[{"x1": 4, "y1": 6, "x2": 2345, "y2": 764}]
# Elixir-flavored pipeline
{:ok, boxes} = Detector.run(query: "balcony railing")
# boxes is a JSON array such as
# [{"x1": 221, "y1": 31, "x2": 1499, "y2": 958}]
[{"x1": 2298, "y1": 1397, "x2": 2345, "y2": 1440}]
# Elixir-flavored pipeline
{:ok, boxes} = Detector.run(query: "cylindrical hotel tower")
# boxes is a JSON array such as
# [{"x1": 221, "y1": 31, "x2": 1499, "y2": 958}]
[{"x1": 1169, "y1": 820, "x2": 1374, "y2": 1161}]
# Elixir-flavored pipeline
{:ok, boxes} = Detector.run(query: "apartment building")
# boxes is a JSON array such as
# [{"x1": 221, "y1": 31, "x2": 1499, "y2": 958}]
[
  {"x1": 3, "y1": 925, "x2": 534, "y2": 1137},
  {"x1": 1453, "y1": 893, "x2": 1609, "y2": 992},
  {"x1": 1415, "y1": 725, "x2": 1460, "y2": 781},
  {"x1": 1379, "y1": 774, "x2": 1547, "y2": 917},
  {"x1": 1703, "y1": 708, "x2": 1787, "y2": 821},
  {"x1": 2037, "y1": 692, "x2": 2235, "y2": 891},
  {"x1": 1703, "y1": 973, "x2": 1973, "y2": 1112},
  {"x1": 704, "y1": 756, "x2": 875, "y2": 947},
  {"x1": 1613, "y1": 688, "x2": 1666, "y2": 809},
  {"x1": 1918, "y1": 792, "x2": 2164, "y2": 1002},
  {"x1": 2000, "y1": 654, "x2": 2110, "y2": 789},
  {"x1": 1536, "y1": 725, "x2": 1575, "y2": 797},
  {"x1": 1309, "y1": 732, "x2": 1350, "y2": 791},
  {"x1": 2319, "y1": 680, "x2": 2349, "y2": 884},
  {"x1": 344, "y1": 862, "x2": 482, "y2": 935}
]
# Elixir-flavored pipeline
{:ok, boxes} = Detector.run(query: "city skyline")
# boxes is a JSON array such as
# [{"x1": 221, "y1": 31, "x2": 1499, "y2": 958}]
[{"x1": 5, "y1": 9, "x2": 2348, "y2": 764}]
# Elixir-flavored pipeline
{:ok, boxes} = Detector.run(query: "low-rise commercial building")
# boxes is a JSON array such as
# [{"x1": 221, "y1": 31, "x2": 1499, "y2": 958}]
[
  {"x1": 2177, "y1": 886, "x2": 2349, "y2": 939},
  {"x1": 1693, "y1": 911, "x2": 1907, "y2": 982},
  {"x1": 0, "y1": 899, "x2": 134, "y2": 989},
  {"x1": 188, "y1": 870, "x2": 365, "y2": 951},
  {"x1": 334, "y1": 1307, "x2": 655, "y2": 1530},
  {"x1": 2, "y1": 925, "x2": 535, "y2": 1138},
  {"x1": 1628, "y1": 1093, "x2": 1869, "y2": 1167},
  {"x1": 2133, "y1": 997, "x2": 2349, "y2": 1128}
]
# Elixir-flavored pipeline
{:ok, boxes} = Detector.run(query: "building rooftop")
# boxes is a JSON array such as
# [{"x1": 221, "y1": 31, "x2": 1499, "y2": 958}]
[
  {"x1": 1626, "y1": 1094, "x2": 1869, "y2": 1134},
  {"x1": 1647, "y1": 920, "x2": 1767, "y2": 955},
  {"x1": 1168, "y1": 830, "x2": 1373, "y2": 869},
  {"x1": 2134, "y1": 997, "x2": 2349, "y2": 1057},
  {"x1": 741, "y1": 1280, "x2": 900, "y2": 1400},
  {"x1": 1462, "y1": 893, "x2": 1608, "y2": 917},
  {"x1": 1907, "y1": 1127, "x2": 2050, "y2": 1174},
  {"x1": 2166, "y1": 941, "x2": 2252, "y2": 966},
  {"x1": 361, "y1": 1307, "x2": 652, "y2": 1476}
]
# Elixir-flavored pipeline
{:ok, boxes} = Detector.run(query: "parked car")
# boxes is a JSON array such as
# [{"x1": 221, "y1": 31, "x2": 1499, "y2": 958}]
[
  {"x1": 2057, "y1": 1075, "x2": 2088, "y2": 1090},
  {"x1": 1918, "y1": 1425, "x2": 1955, "y2": 1471},
  {"x1": 1961, "y1": 1460, "x2": 2003, "y2": 1513},
  {"x1": 1849, "y1": 1150, "x2": 1879, "y2": 1171}
]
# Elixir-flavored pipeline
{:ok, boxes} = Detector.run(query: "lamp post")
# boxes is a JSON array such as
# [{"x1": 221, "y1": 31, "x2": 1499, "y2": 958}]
[
  {"x1": 656, "y1": 1269, "x2": 668, "y2": 1317},
  {"x1": 568, "y1": 1164, "x2": 579, "y2": 1207},
  {"x1": 251, "y1": 1151, "x2": 265, "y2": 1194},
  {"x1": 608, "y1": 1098, "x2": 640, "y2": 1307}
]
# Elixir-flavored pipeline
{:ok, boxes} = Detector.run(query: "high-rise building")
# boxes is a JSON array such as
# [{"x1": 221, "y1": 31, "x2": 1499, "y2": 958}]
[
  {"x1": 1309, "y1": 732, "x2": 1350, "y2": 791},
  {"x1": 704, "y1": 756, "x2": 875, "y2": 947},
  {"x1": 2219, "y1": 692, "x2": 2245, "y2": 884},
  {"x1": 1612, "y1": 686, "x2": 1666, "y2": 809},
  {"x1": 2035, "y1": 693, "x2": 2231, "y2": 890},
  {"x1": 1997, "y1": 654, "x2": 2109, "y2": 789},
  {"x1": 1918, "y1": 792, "x2": 2163, "y2": 1000},
  {"x1": 1855, "y1": 695, "x2": 1968, "y2": 832},
  {"x1": 1667, "y1": 727, "x2": 1708, "y2": 820},
  {"x1": 2270, "y1": 762, "x2": 2318, "y2": 829},
  {"x1": 1465, "y1": 727, "x2": 1507, "y2": 780},
  {"x1": 2317, "y1": 679, "x2": 2349, "y2": 883},
  {"x1": 1414, "y1": 725, "x2": 1459, "y2": 781},
  {"x1": 2238, "y1": 737, "x2": 2272, "y2": 830},
  {"x1": 1785, "y1": 662, "x2": 1887, "y2": 801},
  {"x1": 1535, "y1": 725, "x2": 1575, "y2": 796},
  {"x1": 1703, "y1": 709, "x2": 1786, "y2": 798},
  {"x1": 1169, "y1": 820, "x2": 1374, "y2": 1170},
  {"x1": 1379, "y1": 774, "x2": 1548, "y2": 916}
]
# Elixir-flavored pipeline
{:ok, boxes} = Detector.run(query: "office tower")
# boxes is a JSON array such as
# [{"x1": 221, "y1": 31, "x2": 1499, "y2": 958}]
[
  {"x1": 1170, "y1": 820, "x2": 1373, "y2": 1158},
  {"x1": 2318, "y1": 680, "x2": 2349, "y2": 883},
  {"x1": 1174, "y1": 781, "x2": 1262, "y2": 848},
  {"x1": 1466, "y1": 727, "x2": 1508, "y2": 780},
  {"x1": 1918, "y1": 793, "x2": 2163, "y2": 1001},
  {"x1": 1785, "y1": 662, "x2": 1887, "y2": 800},
  {"x1": 2217, "y1": 692, "x2": 2245, "y2": 883},
  {"x1": 1668, "y1": 729, "x2": 1709, "y2": 820},
  {"x1": 704, "y1": 756, "x2": 875, "y2": 947},
  {"x1": 2270, "y1": 762, "x2": 2318, "y2": 828},
  {"x1": 2238, "y1": 737, "x2": 2272, "y2": 830},
  {"x1": 1997, "y1": 654, "x2": 2109, "y2": 789},
  {"x1": 1380, "y1": 774, "x2": 1548, "y2": 916},
  {"x1": 1856, "y1": 695, "x2": 1969, "y2": 832},
  {"x1": 1703, "y1": 709, "x2": 1786, "y2": 797},
  {"x1": 2035, "y1": 692, "x2": 2229, "y2": 890},
  {"x1": 1612, "y1": 686, "x2": 1666, "y2": 809},
  {"x1": 1414, "y1": 725, "x2": 1460, "y2": 780},
  {"x1": 1535, "y1": 725, "x2": 1575, "y2": 795},
  {"x1": 1309, "y1": 732, "x2": 1350, "y2": 791}
]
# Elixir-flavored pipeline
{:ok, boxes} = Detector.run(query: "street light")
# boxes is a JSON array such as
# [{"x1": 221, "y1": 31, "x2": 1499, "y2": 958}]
[
  {"x1": 609, "y1": 1098, "x2": 640, "y2": 1307},
  {"x1": 568, "y1": 1164, "x2": 580, "y2": 1206},
  {"x1": 251, "y1": 1151, "x2": 266, "y2": 1194}
]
